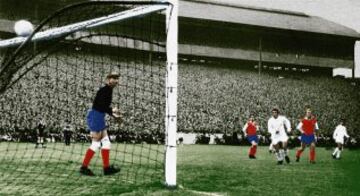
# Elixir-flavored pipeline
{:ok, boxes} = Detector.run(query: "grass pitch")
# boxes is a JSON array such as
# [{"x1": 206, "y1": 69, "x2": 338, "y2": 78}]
[{"x1": 0, "y1": 143, "x2": 359, "y2": 195}]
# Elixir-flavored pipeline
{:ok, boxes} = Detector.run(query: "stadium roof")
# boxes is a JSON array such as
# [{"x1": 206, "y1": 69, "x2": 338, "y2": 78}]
[{"x1": 180, "y1": 0, "x2": 360, "y2": 39}]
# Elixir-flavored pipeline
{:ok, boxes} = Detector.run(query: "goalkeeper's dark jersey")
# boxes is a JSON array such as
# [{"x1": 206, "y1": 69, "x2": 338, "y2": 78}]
[{"x1": 92, "y1": 84, "x2": 113, "y2": 116}]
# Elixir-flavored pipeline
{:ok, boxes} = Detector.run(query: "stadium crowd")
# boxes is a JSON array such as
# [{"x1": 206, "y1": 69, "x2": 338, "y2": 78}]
[
  {"x1": 178, "y1": 62, "x2": 360, "y2": 146},
  {"x1": 0, "y1": 58, "x2": 359, "y2": 147}
]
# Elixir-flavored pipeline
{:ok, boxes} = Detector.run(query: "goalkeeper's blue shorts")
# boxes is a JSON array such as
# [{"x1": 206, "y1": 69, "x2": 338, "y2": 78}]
[
  {"x1": 86, "y1": 109, "x2": 106, "y2": 132},
  {"x1": 301, "y1": 134, "x2": 315, "y2": 145},
  {"x1": 247, "y1": 135, "x2": 258, "y2": 143}
]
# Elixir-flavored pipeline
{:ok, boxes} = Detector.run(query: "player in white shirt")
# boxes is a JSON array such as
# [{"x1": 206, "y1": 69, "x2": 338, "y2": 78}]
[
  {"x1": 268, "y1": 108, "x2": 292, "y2": 165},
  {"x1": 332, "y1": 119, "x2": 350, "y2": 160}
]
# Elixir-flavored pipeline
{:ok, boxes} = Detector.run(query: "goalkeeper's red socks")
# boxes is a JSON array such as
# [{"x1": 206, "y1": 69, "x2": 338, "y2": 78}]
[
  {"x1": 82, "y1": 149, "x2": 95, "y2": 167},
  {"x1": 82, "y1": 148, "x2": 110, "y2": 168},
  {"x1": 101, "y1": 149, "x2": 110, "y2": 168}
]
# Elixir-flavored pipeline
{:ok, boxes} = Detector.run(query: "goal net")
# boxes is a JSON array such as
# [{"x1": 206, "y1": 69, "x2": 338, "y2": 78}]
[{"x1": 0, "y1": 0, "x2": 177, "y2": 194}]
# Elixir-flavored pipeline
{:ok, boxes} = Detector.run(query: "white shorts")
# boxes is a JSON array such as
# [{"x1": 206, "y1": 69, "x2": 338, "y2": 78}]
[
  {"x1": 271, "y1": 134, "x2": 289, "y2": 145},
  {"x1": 335, "y1": 138, "x2": 344, "y2": 145}
]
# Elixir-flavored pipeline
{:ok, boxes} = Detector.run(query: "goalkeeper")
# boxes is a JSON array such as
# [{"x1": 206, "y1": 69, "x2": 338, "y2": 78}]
[{"x1": 80, "y1": 72, "x2": 122, "y2": 176}]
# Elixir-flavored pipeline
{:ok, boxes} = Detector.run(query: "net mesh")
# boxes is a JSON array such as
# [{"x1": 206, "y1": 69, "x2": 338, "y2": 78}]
[{"x1": 0, "y1": 1, "x2": 169, "y2": 194}]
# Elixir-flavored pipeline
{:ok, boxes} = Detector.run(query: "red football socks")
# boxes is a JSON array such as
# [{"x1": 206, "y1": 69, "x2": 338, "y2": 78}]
[
  {"x1": 101, "y1": 149, "x2": 110, "y2": 168},
  {"x1": 296, "y1": 149, "x2": 303, "y2": 158},
  {"x1": 310, "y1": 149, "x2": 315, "y2": 161},
  {"x1": 82, "y1": 149, "x2": 95, "y2": 167},
  {"x1": 249, "y1": 146, "x2": 257, "y2": 156}
]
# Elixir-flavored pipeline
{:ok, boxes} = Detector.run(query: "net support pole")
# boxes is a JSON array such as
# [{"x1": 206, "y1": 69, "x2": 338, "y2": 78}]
[
  {"x1": 165, "y1": 0, "x2": 178, "y2": 187},
  {"x1": 354, "y1": 41, "x2": 360, "y2": 78}
]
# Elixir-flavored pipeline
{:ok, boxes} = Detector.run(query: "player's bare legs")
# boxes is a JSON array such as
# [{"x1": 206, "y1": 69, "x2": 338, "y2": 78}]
[
  {"x1": 90, "y1": 130, "x2": 107, "y2": 141},
  {"x1": 296, "y1": 142, "x2": 306, "y2": 162}
]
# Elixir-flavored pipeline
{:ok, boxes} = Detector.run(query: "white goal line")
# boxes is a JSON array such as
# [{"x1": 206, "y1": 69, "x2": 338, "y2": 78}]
[{"x1": 0, "y1": 4, "x2": 168, "y2": 48}]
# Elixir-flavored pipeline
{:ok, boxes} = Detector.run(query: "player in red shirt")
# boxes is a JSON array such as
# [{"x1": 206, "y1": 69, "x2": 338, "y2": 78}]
[
  {"x1": 242, "y1": 115, "x2": 259, "y2": 159},
  {"x1": 295, "y1": 107, "x2": 319, "y2": 163}
]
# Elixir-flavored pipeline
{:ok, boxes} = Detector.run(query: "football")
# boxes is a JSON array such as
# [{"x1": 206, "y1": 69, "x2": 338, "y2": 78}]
[{"x1": 14, "y1": 20, "x2": 34, "y2": 37}]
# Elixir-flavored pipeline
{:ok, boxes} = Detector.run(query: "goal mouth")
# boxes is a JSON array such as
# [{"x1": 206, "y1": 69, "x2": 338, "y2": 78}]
[
  {"x1": 0, "y1": 0, "x2": 177, "y2": 192},
  {"x1": 0, "y1": 1, "x2": 170, "y2": 93}
]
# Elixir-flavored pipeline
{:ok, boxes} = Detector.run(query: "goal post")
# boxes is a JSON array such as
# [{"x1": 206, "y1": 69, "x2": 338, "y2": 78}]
[
  {"x1": 165, "y1": 0, "x2": 178, "y2": 187},
  {"x1": 0, "y1": 0, "x2": 178, "y2": 191}
]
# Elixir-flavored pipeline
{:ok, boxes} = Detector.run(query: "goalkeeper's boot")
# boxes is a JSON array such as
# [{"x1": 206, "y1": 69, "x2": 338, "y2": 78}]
[
  {"x1": 80, "y1": 166, "x2": 95, "y2": 176},
  {"x1": 285, "y1": 156, "x2": 290, "y2": 164},
  {"x1": 104, "y1": 165, "x2": 120, "y2": 175}
]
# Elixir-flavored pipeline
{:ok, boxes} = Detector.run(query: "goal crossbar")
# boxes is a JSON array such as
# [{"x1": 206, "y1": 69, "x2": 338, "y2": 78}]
[{"x1": 0, "y1": 4, "x2": 168, "y2": 48}]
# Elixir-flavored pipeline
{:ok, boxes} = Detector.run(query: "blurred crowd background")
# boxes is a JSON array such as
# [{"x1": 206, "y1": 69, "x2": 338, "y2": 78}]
[{"x1": 0, "y1": 56, "x2": 359, "y2": 147}]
